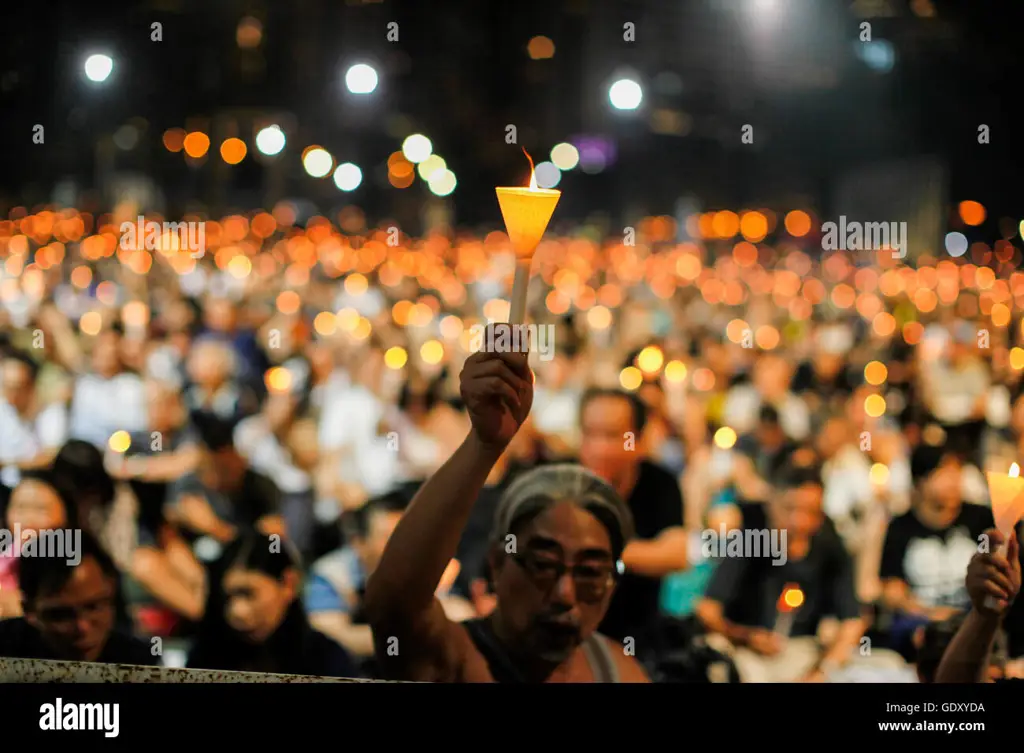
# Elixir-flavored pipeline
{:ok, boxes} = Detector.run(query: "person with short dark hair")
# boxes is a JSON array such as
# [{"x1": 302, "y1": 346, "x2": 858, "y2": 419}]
[
  {"x1": 305, "y1": 489, "x2": 472, "y2": 672},
  {"x1": 187, "y1": 531, "x2": 357, "y2": 678},
  {"x1": 576, "y1": 387, "x2": 688, "y2": 643},
  {"x1": 0, "y1": 530, "x2": 156, "y2": 665},
  {"x1": 0, "y1": 349, "x2": 68, "y2": 508},
  {"x1": 696, "y1": 472, "x2": 882, "y2": 682}
]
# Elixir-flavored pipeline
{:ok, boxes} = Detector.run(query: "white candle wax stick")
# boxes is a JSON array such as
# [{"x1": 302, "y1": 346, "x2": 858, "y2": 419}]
[
  {"x1": 774, "y1": 611, "x2": 793, "y2": 639},
  {"x1": 508, "y1": 260, "x2": 531, "y2": 327}
]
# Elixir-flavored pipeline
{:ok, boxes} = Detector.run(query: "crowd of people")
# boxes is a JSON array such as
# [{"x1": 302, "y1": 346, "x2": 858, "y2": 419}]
[{"x1": 0, "y1": 202, "x2": 1022, "y2": 682}]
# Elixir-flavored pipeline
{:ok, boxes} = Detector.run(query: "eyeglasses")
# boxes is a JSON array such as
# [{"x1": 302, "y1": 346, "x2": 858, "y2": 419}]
[
  {"x1": 35, "y1": 594, "x2": 115, "y2": 626},
  {"x1": 510, "y1": 550, "x2": 618, "y2": 603}
]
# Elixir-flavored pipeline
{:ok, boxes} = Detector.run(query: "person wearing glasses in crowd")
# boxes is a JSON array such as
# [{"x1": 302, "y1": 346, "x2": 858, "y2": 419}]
[
  {"x1": 365, "y1": 326, "x2": 650, "y2": 682},
  {"x1": 0, "y1": 530, "x2": 157, "y2": 665}
]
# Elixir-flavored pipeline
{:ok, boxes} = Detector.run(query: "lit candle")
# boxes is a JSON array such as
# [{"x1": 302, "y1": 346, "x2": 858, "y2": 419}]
[
  {"x1": 773, "y1": 583, "x2": 804, "y2": 640},
  {"x1": 983, "y1": 462, "x2": 1024, "y2": 609},
  {"x1": 495, "y1": 148, "x2": 560, "y2": 328}
]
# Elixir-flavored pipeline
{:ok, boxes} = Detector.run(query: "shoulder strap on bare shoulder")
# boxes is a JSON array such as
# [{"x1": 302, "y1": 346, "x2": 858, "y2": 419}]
[{"x1": 582, "y1": 633, "x2": 621, "y2": 683}]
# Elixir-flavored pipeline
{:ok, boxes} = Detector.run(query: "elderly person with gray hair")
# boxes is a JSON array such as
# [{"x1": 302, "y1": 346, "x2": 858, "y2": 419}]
[{"x1": 365, "y1": 325, "x2": 649, "y2": 682}]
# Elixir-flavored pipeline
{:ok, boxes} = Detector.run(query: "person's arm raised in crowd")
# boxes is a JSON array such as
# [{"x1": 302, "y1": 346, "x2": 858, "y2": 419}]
[
  {"x1": 364, "y1": 327, "x2": 533, "y2": 681},
  {"x1": 936, "y1": 528, "x2": 1020, "y2": 683}
]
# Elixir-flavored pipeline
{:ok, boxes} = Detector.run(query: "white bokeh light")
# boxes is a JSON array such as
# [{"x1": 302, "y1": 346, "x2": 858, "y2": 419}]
[
  {"x1": 534, "y1": 161, "x2": 561, "y2": 189},
  {"x1": 303, "y1": 148, "x2": 334, "y2": 178},
  {"x1": 550, "y1": 143, "x2": 580, "y2": 171},
  {"x1": 428, "y1": 169, "x2": 457, "y2": 197},
  {"x1": 84, "y1": 54, "x2": 114, "y2": 83},
  {"x1": 333, "y1": 163, "x2": 363, "y2": 191},
  {"x1": 256, "y1": 125, "x2": 286, "y2": 156},
  {"x1": 402, "y1": 134, "x2": 432, "y2": 163},
  {"x1": 345, "y1": 63, "x2": 379, "y2": 94},
  {"x1": 609, "y1": 78, "x2": 643, "y2": 110}
]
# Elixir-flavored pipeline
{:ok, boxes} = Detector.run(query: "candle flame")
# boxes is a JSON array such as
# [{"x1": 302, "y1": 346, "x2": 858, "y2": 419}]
[
  {"x1": 1011, "y1": 463, "x2": 1020, "y2": 478},
  {"x1": 523, "y1": 147, "x2": 538, "y2": 190}
]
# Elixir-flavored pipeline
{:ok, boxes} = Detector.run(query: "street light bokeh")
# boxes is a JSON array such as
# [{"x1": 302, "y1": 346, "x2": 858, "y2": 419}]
[
  {"x1": 256, "y1": 125, "x2": 286, "y2": 156},
  {"x1": 345, "y1": 63, "x2": 378, "y2": 94},
  {"x1": 609, "y1": 78, "x2": 643, "y2": 110},
  {"x1": 84, "y1": 54, "x2": 114, "y2": 83}
]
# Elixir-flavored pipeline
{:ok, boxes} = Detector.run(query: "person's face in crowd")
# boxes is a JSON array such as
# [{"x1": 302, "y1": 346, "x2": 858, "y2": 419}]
[
  {"x1": 188, "y1": 343, "x2": 232, "y2": 390},
  {"x1": 201, "y1": 446, "x2": 248, "y2": 490},
  {"x1": 119, "y1": 336, "x2": 146, "y2": 372},
  {"x1": 307, "y1": 343, "x2": 335, "y2": 383},
  {"x1": 24, "y1": 556, "x2": 117, "y2": 662},
  {"x1": 6, "y1": 479, "x2": 68, "y2": 542},
  {"x1": 756, "y1": 417, "x2": 785, "y2": 449},
  {"x1": 357, "y1": 509, "x2": 403, "y2": 574},
  {"x1": 816, "y1": 417, "x2": 849, "y2": 459},
  {"x1": 638, "y1": 381, "x2": 664, "y2": 418},
  {"x1": 286, "y1": 420, "x2": 319, "y2": 471},
  {"x1": 769, "y1": 483, "x2": 824, "y2": 543},
  {"x1": 204, "y1": 297, "x2": 237, "y2": 333},
  {"x1": 918, "y1": 461, "x2": 963, "y2": 530},
  {"x1": 91, "y1": 331, "x2": 122, "y2": 378},
  {"x1": 753, "y1": 355, "x2": 791, "y2": 401},
  {"x1": 265, "y1": 392, "x2": 296, "y2": 434},
  {"x1": 490, "y1": 502, "x2": 616, "y2": 664},
  {"x1": 222, "y1": 566, "x2": 298, "y2": 644},
  {"x1": 813, "y1": 351, "x2": 843, "y2": 380},
  {"x1": 1, "y1": 358, "x2": 34, "y2": 413},
  {"x1": 579, "y1": 396, "x2": 639, "y2": 491},
  {"x1": 146, "y1": 383, "x2": 185, "y2": 433}
]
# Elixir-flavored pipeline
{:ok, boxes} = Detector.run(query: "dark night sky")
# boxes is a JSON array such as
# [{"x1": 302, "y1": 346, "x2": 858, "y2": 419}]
[{"x1": 0, "y1": 0, "x2": 1021, "y2": 233}]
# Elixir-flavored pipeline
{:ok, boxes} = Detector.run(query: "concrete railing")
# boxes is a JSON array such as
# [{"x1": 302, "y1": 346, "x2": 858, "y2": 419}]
[{"x1": 0, "y1": 656, "x2": 388, "y2": 683}]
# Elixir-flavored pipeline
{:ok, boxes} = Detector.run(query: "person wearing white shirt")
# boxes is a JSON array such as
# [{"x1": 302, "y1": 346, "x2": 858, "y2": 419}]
[
  {"x1": 67, "y1": 329, "x2": 147, "y2": 449},
  {"x1": 0, "y1": 352, "x2": 69, "y2": 498}
]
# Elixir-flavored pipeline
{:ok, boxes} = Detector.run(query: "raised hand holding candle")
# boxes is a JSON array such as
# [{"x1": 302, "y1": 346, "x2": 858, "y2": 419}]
[
  {"x1": 983, "y1": 462, "x2": 1024, "y2": 609},
  {"x1": 496, "y1": 148, "x2": 560, "y2": 326}
]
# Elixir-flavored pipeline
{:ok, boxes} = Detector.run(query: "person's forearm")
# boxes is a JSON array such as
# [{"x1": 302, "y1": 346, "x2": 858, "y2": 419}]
[
  {"x1": 16, "y1": 447, "x2": 59, "y2": 470},
  {"x1": 819, "y1": 619, "x2": 864, "y2": 669},
  {"x1": 697, "y1": 606, "x2": 751, "y2": 646},
  {"x1": 621, "y1": 529, "x2": 688, "y2": 577},
  {"x1": 935, "y1": 608, "x2": 1002, "y2": 683},
  {"x1": 365, "y1": 431, "x2": 503, "y2": 618},
  {"x1": 135, "y1": 448, "x2": 200, "y2": 481}
]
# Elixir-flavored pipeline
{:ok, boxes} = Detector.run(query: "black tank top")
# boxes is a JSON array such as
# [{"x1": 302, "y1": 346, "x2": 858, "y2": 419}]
[{"x1": 462, "y1": 618, "x2": 620, "y2": 683}]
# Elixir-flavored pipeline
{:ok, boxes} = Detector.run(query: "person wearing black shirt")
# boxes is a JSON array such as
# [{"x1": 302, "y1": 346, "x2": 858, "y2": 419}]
[
  {"x1": 0, "y1": 530, "x2": 157, "y2": 666},
  {"x1": 696, "y1": 469, "x2": 866, "y2": 682},
  {"x1": 187, "y1": 531, "x2": 357, "y2": 678},
  {"x1": 879, "y1": 454, "x2": 993, "y2": 657},
  {"x1": 577, "y1": 388, "x2": 688, "y2": 642}
]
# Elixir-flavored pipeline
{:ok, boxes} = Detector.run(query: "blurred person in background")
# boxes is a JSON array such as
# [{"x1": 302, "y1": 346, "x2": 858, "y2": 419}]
[
  {"x1": 184, "y1": 337, "x2": 258, "y2": 427},
  {"x1": 731, "y1": 404, "x2": 800, "y2": 505},
  {"x1": 879, "y1": 451, "x2": 994, "y2": 658},
  {"x1": 0, "y1": 350, "x2": 68, "y2": 509},
  {"x1": 187, "y1": 531, "x2": 356, "y2": 677},
  {"x1": 318, "y1": 343, "x2": 397, "y2": 509},
  {"x1": 305, "y1": 489, "x2": 471, "y2": 675},
  {"x1": 0, "y1": 530, "x2": 151, "y2": 664},
  {"x1": 0, "y1": 470, "x2": 78, "y2": 619},
  {"x1": 696, "y1": 468, "x2": 884, "y2": 682},
  {"x1": 575, "y1": 388, "x2": 688, "y2": 642},
  {"x1": 919, "y1": 322, "x2": 990, "y2": 467},
  {"x1": 67, "y1": 324, "x2": 148, "y2": 450},
  {"x1": 234, "y1": 390, "x2": 315, "y2": 557}
]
